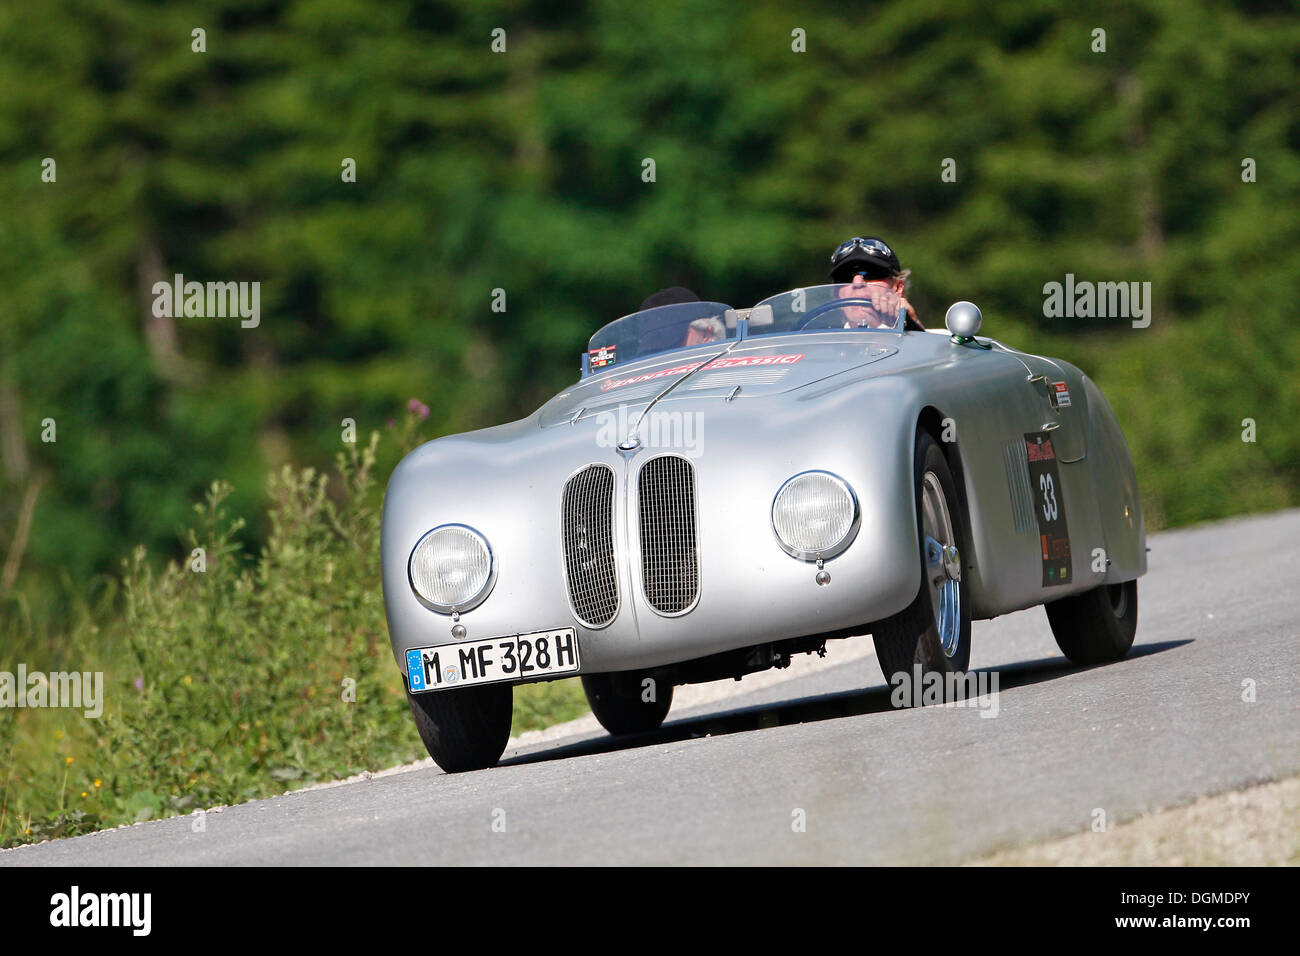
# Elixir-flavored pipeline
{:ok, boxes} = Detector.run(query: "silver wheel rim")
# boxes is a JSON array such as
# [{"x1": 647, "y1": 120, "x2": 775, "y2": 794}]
[{"x1": 921, "y1": 471, "x2": 962, "y2": 658}]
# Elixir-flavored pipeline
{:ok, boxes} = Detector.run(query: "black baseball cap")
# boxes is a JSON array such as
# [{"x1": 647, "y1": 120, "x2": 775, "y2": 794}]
[{"x1": 828, "y1": 237, "x2": 902, "y2": 283}]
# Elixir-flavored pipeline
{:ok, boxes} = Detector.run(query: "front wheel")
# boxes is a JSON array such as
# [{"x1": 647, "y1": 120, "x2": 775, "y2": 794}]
[
  {"x1": 872, "y1": 431, "x2": 973, "y2": 696},
  {"x1": 1045, "y1": 579, "x2": 1138, "y2": 665},
  {"x1": 407, "y1": 683, "x2": 513, "y2": 773},
  {"x1": 582, "y1": 672, "x2": 673, "y2": 736}
]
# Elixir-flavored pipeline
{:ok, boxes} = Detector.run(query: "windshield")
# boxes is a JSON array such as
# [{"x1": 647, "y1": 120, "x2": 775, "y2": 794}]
[
  {"x1": 748, "y1": 284, "x2": 905, "y2": 337},
  {"x1": 582, "y1": 285, "x2": 904, "y2": 375},
  {"x1": 586, "y1": 301, "x2": 735, "y2": 372}
]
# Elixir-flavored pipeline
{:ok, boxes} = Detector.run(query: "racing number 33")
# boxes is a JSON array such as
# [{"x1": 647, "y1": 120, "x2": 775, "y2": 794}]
[
  {"x1": 1040, "y1": 472, "x2": 1058, "y2": 521},
  {"x1": 1025, "y1": 432, "x2": 1072, "y2": 586}
]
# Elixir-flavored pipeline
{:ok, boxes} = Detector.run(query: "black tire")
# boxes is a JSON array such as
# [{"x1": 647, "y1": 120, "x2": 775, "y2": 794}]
[
  {"x1": 581, "y1": 672, "x2": 673, "y2": 736},
  {"x1": 1045, "y1": 579, "x2": 1138, "y2": 665},
  {"x1": 872, "y1": 431, "x2": 973, "y2": 698},
  {"x1": 407, "y1": 682, "x2": 513, "y2": 773}
]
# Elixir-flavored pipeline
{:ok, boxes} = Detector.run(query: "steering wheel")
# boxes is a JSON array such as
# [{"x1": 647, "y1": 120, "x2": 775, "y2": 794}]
[{"x1": 792, "y1": 298, "x2": 884, "y2": 331}]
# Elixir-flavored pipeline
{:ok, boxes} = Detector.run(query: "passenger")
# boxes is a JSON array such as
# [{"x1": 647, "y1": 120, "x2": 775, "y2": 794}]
[
  {"x1": 636, "y1": 287, "x2": 726, "y2": 350},
  {"x1": 683, "y1": 315, "x2": 726, "y2": 346},
  {"x1": 828, "y1": 236, "x2": 923, "y2": 330}
]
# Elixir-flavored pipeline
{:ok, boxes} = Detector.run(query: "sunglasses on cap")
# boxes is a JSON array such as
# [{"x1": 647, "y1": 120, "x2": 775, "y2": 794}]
[{"x1": 830, "y1": 236, "x2": 895, "y2": 264}]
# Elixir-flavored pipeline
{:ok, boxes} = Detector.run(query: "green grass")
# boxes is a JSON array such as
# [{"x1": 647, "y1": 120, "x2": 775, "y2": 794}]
[{"x1": 0, "y1": 412, "x2": 592, "y2": 848}]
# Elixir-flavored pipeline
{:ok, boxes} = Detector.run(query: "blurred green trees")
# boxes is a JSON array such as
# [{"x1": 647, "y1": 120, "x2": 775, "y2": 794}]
[{"x1": 1, "y1": 0, "x2": 1297, "y2": 628}]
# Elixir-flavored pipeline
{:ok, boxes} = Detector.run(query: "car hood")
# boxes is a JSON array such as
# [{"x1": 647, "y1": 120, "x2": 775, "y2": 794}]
[{"x1": 538, "y1": 334, "x2": 904, "y2": 427}]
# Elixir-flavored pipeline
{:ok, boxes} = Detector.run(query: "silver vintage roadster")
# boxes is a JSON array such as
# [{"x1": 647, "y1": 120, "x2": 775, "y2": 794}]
[{"x1": 382, "y1": 284, "x2": 1145, "y2": 771}]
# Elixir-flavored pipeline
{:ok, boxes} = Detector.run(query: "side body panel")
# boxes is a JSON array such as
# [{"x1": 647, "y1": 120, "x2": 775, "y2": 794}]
[{"x1": 932, "y1": 340, "x2": 1112, "y2": 617}]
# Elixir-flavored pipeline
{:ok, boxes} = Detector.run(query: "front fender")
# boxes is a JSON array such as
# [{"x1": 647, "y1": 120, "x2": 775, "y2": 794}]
[{"x1": 1082, "y1": 376, "x2": 1146, "y2": 581}]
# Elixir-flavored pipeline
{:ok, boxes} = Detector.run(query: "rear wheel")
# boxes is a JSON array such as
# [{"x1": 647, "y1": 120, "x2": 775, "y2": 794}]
[
  {"x1": 407, "y1": 683, "x2": 513, "y2": 773},
  {"x1": 872, "y1": 431, "x2": 973, "y2": 697},
  {"x1": 1045, "y1": 579, "x2": 1138, "y2": 665},
  {"x1": 582, "y1": 672, "x2": 673, "y2": 736}
]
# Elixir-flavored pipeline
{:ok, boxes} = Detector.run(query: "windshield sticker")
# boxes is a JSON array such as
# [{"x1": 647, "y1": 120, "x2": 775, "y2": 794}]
[
  {"x1": 588, "y1": 345, "x2": 616, "y2": 369},
  {"x1": 597, "y1": 353, "x2": 804, "y2": 391},
  {"x1": 1025, "y1": 432, "x2": 1072, "y2": 586},
  {"x1": 1050, "y1": 381, "x2": 1072, "y2": 409}
]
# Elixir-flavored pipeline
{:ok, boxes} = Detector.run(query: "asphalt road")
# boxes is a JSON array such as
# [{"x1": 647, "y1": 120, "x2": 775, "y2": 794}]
[{"x1": 4, "y1": 510, "x2": 1296, "y2": 865}]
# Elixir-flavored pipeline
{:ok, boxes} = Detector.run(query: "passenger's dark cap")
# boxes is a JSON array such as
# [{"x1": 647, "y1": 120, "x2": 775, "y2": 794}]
[{"x1": 639, "y1": 287, "x2": 700, "y2": 311}]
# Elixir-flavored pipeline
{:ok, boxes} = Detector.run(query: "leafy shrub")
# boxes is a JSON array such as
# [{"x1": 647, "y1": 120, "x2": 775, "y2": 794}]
[{"x1": 0, "y1": 413, "x2": 589, "y2": 846}]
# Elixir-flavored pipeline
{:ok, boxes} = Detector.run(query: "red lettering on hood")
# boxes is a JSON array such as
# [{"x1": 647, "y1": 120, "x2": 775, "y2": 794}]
[{"x1": 598, "y1": 353, "x2": 804, "y2": 391}]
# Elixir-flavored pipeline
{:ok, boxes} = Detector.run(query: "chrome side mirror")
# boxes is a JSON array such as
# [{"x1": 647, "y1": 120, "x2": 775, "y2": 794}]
[{"x1": 945, "y1": 301, "x2": 983, "y2": 343}]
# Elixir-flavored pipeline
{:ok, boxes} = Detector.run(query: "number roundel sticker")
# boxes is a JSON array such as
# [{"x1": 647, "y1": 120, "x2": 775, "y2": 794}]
[{"x1": 1024, "y1": 432, "x2": 1071, "y2": 586}]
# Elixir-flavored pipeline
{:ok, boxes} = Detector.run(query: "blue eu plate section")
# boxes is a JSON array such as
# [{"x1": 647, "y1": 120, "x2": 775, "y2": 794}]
[{"x1": 406, "y1": 649, "x2": 426, "y2": 692}]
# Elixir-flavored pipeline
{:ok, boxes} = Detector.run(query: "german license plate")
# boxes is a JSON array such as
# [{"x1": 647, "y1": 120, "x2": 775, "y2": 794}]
[{"x1": 406, "y1": 628, "x2": 580, "y2": 693}]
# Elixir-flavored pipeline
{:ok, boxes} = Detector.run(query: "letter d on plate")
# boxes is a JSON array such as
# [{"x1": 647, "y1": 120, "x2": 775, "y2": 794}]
[{"x1": 407, "y1": 649, "x2": 426, "y2": 691}]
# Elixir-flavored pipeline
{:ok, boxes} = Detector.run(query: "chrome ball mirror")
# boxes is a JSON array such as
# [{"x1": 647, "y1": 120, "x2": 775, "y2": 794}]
[{"x1": 945, "y1": 301, "x2": 983, "y2": 342}]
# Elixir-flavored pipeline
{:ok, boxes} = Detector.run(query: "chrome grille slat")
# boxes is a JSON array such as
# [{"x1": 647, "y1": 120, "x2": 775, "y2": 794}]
[
  {"x1": 638, "y1": 456, "x2": 699, "y2": 614},
  {"x1": 587, "y1": 382, "x2": 663, "y2": 403},
  {"x1": 1002, "y1": 439, "x2": 1036, "y2": 534},
  {"x1": 562, "y1": 465, "x2": 619, "y2": 627},
  {"x1": 685, "y1": 369, "x2": 790, "y2": 389}
]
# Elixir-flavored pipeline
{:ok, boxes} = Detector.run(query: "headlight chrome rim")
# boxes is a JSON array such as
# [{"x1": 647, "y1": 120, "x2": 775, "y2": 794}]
[
  {"x1": 407, "y1": 523, "x2": 497, "y2": 614},
  {"x1": 771, "y1": 470, "x2": 861, "y2": 561}
]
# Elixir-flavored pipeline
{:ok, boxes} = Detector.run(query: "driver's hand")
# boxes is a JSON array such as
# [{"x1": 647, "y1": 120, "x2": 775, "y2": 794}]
[
  {"x1": 840, "y1": 277, "x2": 898, "y2": 325},
  {"x1": 865, "y1": 284, "x2": 901, "y2": 315},
  {"x1": 862, "y1": 286, "x2": 920, "y2": 329}
]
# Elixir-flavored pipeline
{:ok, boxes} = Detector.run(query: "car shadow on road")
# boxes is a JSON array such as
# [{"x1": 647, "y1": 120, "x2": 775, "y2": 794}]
[{"x1": 500, "y1": 639, "x2": 1190, "y2": 768}]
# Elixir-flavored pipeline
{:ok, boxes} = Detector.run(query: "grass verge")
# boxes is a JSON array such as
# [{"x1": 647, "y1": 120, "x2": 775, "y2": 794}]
[{"x1": 0, "y1": 411, "x2": 589, "y2": 847}]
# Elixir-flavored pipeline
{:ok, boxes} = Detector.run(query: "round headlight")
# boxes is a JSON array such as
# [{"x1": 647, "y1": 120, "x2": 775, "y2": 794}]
[
  {"x1": 771, "y1": 471, "x2": 860, "y2": 561},
  {"x1": 408, "y1": 524, "x2": 495, "y2": 613}
]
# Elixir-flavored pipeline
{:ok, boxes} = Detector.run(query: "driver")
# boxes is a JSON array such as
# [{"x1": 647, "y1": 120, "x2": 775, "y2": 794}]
[{"x1": 828, "y1": 236, "x2": 923, "y2": 330}]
